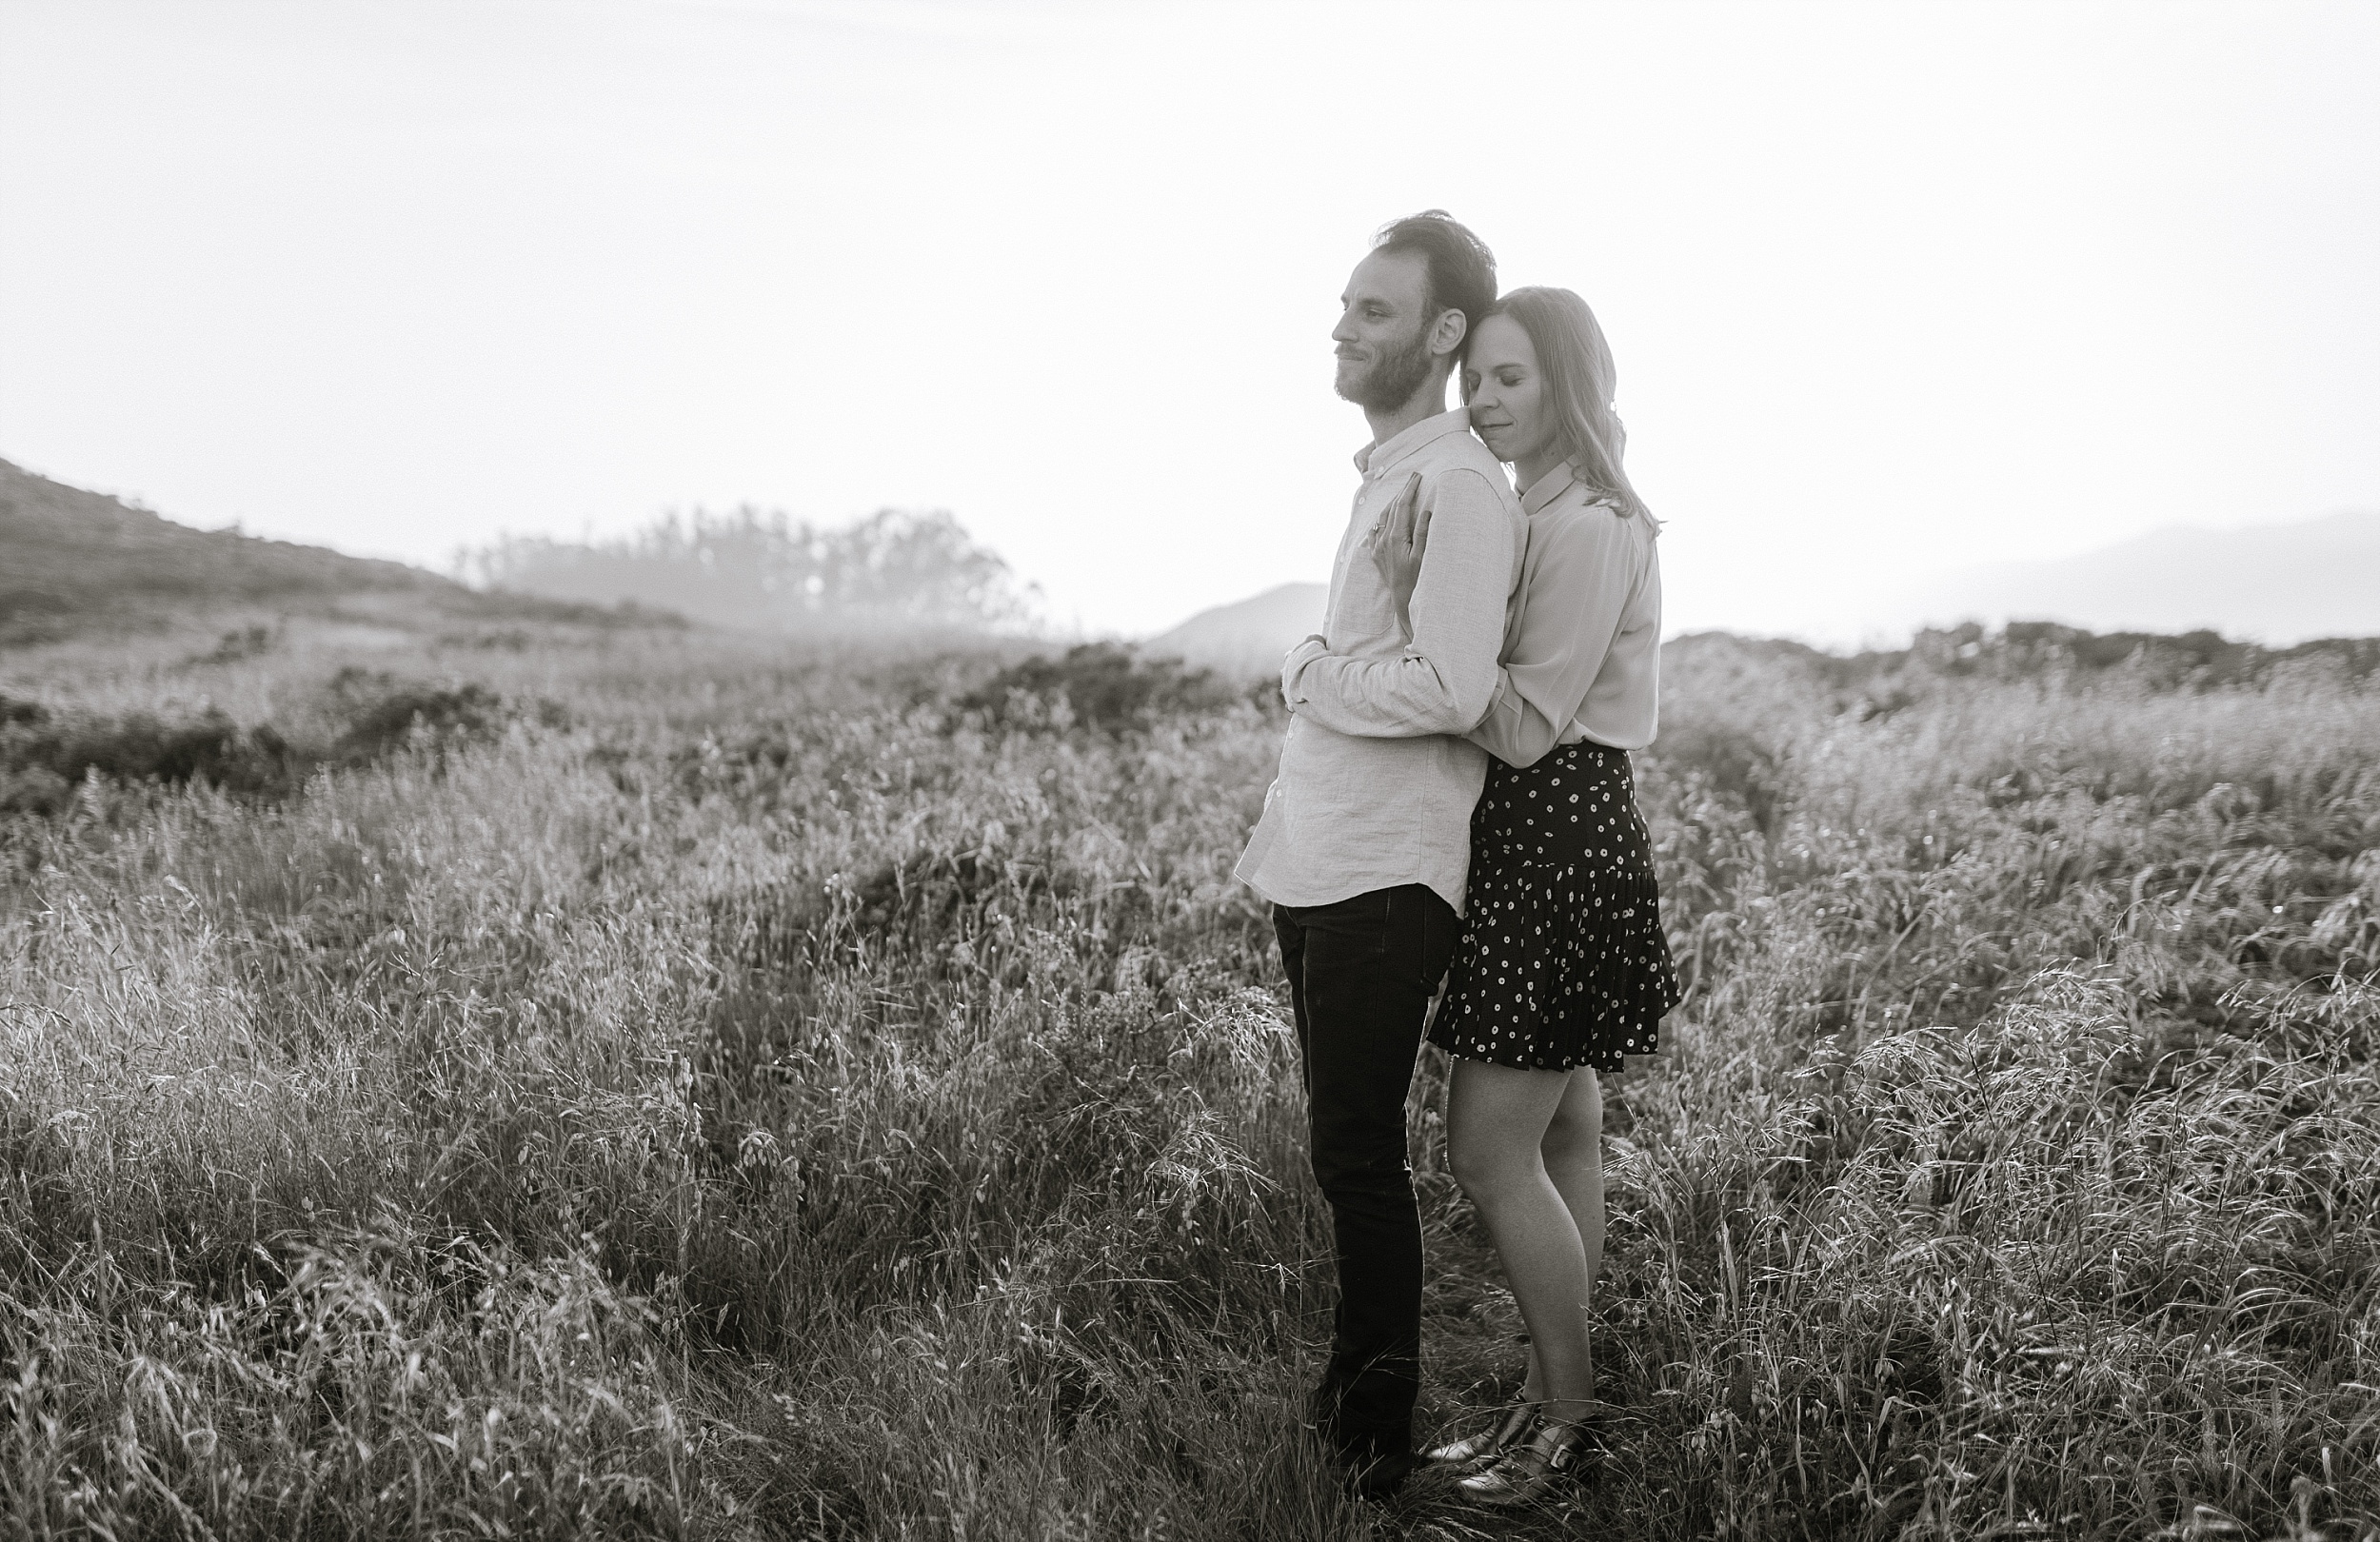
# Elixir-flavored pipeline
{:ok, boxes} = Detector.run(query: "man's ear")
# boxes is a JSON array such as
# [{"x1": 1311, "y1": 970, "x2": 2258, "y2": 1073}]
[{"x1": 1428, "y1": 308, "x2": 1468, "y2": 359}]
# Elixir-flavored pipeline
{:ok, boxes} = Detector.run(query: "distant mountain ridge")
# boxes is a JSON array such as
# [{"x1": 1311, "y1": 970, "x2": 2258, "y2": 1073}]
[
  {"x1": 1907, "y1": 509, "x2": 2380, "y2": 643},
  {"x1": 1149, "y1": 509, "x2": 2380, "y2": 663}
]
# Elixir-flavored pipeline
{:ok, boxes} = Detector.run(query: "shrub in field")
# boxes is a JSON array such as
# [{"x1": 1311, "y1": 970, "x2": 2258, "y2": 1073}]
[
  {"x1": 188, "y1": 622, "x2": 280, "y2": 666},
  {"x1": 0, "y1": 704, "x2": 303, "y2": 812},
  {"x1": 324, "y1": 666, "x2": 512, "y2": 761},
  {"x1": 958, "y1": 641, "x2": 1252, "y2": 733},
  {"x1": 0, "y1": 669, "x2": 545, "y2": 816}
]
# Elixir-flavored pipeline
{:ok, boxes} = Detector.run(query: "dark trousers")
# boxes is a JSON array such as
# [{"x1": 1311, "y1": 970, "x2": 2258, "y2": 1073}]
[{"x1": 1273, "y1": 882, "x2": 1458, "y2": 1454}]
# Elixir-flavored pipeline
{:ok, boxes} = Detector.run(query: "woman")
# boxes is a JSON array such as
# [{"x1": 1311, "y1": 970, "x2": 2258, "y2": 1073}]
[{"x1": 1299, "y1": 286, "x2": 1680, "y2": 1504}]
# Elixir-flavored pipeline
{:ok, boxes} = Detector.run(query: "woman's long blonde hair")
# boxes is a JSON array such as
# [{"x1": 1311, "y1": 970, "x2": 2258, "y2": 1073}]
[{"x1": 1475, "y1": 286, "x2": 1654, "y2": 524}]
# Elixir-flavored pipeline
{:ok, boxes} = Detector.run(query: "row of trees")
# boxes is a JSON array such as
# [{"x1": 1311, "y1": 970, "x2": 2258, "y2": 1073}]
[{"x1": 460, "y1": 506, "x2": 1036, "y2": 633}]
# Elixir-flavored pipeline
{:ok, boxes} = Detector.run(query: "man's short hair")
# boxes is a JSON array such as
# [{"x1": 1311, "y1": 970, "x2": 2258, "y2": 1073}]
[{"x1": 1373, "y1": 210, "x2": 1497, "y2": 340}]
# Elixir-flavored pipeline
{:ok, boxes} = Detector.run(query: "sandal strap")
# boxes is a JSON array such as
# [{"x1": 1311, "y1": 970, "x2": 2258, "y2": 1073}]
[
  {"x1": 1458, "y1": 1416, "x2": 1597, "y2": 1504},
  {"x1": 1492, "y1": 1401, "x2": 1538, "y2": 1447}
]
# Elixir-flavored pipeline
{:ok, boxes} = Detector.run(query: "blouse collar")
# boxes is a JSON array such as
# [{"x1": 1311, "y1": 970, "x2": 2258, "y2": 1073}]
[{"x1": 1519, "y1": 462, "x2": 1580, "y2": 516}]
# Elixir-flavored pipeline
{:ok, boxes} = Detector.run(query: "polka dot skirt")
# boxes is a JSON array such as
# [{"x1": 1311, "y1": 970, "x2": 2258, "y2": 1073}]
[{"x1": 1429, "y1": 741, "x2": 1682, "y2": 1073}]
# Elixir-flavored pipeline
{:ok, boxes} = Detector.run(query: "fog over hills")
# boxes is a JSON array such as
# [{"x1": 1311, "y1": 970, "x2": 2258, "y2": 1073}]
[
  {"x1": 1146, "y1": 510, "x2": 2380, "y2": 665},
  {"x1": 13, "y1": 449, "x2": 2370, "y2": 662}
]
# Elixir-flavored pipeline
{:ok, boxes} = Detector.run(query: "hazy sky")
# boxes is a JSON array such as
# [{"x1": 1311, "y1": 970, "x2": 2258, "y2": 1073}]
[{"x1": 4, "y1": 0, "x2": 2375, "y2": 641}]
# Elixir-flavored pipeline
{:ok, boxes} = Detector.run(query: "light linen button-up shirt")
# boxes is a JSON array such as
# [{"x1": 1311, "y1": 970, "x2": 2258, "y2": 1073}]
[{"x1": 1234, "y1": 409, "x2": 1524, "y2": 916}]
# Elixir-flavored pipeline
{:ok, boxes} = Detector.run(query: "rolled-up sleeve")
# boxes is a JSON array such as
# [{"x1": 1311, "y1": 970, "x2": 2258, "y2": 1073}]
[
  {"x1": 1465, "y1": 506, "x2": 1638, "y2": 768},
  {"x1": 1285, "y1": 468, "x2": 1517, "y2": 738}
]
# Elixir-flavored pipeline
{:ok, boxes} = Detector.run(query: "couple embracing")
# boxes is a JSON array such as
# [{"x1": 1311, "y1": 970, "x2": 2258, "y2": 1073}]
[{"x1": 1235, "y1": 210, "x2": 1680, "y2": 1504}]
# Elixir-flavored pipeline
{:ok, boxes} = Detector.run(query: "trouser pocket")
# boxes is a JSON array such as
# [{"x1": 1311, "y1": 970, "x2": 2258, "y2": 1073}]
[{"x1": 1382, "y1": 883, "x2": 1458, "y2": 996}]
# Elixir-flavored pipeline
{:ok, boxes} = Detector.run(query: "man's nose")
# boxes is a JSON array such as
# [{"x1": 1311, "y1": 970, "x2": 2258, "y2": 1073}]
[{"x1": 1330, "y1": 311, "x2": 1358, "y2": 345}]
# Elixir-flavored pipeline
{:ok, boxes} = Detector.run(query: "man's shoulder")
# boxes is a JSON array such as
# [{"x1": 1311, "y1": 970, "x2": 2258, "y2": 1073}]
[
  {"x1": 1417, "y1": 429, "x2": 1507, "y2": 478},
  {"x1": 1418, "y1": 437, "x2": 1518, "y2": 507}
]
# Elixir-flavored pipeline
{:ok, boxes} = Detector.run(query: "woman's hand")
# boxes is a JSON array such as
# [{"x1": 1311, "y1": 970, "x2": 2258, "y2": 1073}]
[
  {"x1": 1279, "y1": 634, "x2": 1328, "y2": 710},
  {"x1": 1363, "y1": 472, "x2": 1428, "y2": 639}
]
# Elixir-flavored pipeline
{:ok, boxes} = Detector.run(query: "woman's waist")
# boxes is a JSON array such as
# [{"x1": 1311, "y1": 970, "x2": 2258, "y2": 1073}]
[{"x1": 1485, "y1": 737, "x2": 1632, "y2": 778}]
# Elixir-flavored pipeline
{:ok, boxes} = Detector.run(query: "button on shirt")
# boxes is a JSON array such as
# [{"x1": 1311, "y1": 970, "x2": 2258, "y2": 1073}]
[
  {"x1": 1464, "y1": 462, "x2": 1664, "y2": 767},
  {"x1": 1234, "y1": 409, "x2": 1524, "y2": 916}
]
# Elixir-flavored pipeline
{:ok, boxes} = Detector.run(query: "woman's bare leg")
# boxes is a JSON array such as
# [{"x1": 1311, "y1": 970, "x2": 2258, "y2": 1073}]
[
  {"x1": 1540, "y1": 1068, "x2": 1604, "y2": 1306},
  {"x1": 1446, "y1": 1059, "x2": 1597, "y2": 1423}
]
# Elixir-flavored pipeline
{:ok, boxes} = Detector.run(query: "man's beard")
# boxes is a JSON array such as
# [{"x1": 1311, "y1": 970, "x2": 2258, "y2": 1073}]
[{"x1": 1336, "y1": 325, "x2": 1437, "y2": 414}]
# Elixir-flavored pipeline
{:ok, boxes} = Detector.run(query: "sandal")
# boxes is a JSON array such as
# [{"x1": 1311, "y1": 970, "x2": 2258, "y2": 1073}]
[
  {"x1": 1423, "y1": 1396, "x2": 1537, "y2": 1467},
  {"x1": 1456, "y1": 1411, "x2": 1598, "y2": 1505}
]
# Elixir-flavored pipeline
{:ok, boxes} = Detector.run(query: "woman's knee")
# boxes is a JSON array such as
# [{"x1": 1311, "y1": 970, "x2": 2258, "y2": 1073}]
[
  {"x1": 1539, "y1": 1073, "x2": 1602, "y2": 1161},
  {"x1": 1446, "y1": 1125, "x2": 1538, "y2": 1202},
  {"x1": 1539, "y1": 1112, "x2": 1597, "y2": 1168}
]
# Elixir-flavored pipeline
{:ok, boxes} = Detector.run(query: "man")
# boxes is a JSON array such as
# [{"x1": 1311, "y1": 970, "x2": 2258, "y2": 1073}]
[{"x1": 1236, "y1": 210, "x2": 1523, "y2": 1496}]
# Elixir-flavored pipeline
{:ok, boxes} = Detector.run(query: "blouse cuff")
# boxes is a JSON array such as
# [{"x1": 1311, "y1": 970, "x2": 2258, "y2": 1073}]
[{"x1": 1279, "y1": 636, "x2": 1329, "y2": 706}]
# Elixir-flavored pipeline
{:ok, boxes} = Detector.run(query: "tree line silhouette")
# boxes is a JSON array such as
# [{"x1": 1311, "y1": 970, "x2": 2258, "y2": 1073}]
[{"x1": 460, "y1": 506, "x2": 1035, "y2": 633}]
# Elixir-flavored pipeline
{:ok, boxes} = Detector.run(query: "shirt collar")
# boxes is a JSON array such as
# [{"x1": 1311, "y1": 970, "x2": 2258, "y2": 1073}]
[
  {"x1": 1519, "y1": 461, "x2": 1579, "y2": 516},
  {"x1": 1353, "y1": 408, "x2": 1477, "y2": 478}
]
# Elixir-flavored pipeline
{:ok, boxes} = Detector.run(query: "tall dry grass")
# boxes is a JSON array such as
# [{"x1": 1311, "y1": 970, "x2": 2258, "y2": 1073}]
[{"x1": 1, "y1": 626, "x2": 2375, "y2": 1539}]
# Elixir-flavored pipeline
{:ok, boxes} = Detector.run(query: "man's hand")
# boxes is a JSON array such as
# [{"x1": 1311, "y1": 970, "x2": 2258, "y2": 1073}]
[{"x1": 1362, "y1": 472, "x2": 1429, "y2": 640}]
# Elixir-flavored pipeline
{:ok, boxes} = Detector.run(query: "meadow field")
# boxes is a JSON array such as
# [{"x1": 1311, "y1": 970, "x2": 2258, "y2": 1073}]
[{"x1": 2, "y1": 618, "x2": 2376, "y2": 1540}]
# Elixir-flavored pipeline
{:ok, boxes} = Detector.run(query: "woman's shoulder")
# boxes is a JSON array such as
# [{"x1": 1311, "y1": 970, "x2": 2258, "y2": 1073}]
[
  {"x1": 1535, "y1": 487, "x2": 1645, "y2": 545},
  {"x1": 1519, "y1": 494, "x2": 1653, "y2": 591}
]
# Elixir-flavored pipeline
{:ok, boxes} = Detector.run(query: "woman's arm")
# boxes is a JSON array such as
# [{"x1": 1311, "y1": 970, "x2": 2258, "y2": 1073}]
[
  {"x1": 1464, "y1": 505, "x2": 1643, "y2": 768},
  {"x1": 1283, "y1": 467, "x2": 1517, "y2": 738}
]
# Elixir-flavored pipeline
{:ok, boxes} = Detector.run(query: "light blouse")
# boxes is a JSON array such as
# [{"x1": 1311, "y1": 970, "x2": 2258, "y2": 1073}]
[{"x1": 1464, "y1": 462, "x2": 1663, "y2": 767}]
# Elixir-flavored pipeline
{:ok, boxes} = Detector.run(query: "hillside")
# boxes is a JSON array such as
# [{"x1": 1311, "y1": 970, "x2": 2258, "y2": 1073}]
[
  {"x1": 0, "y1": 458, "x2": 652, "y2": 644},
  {"x1": 1144, "y1": 582, "x2": 1326, "y2": 676}
]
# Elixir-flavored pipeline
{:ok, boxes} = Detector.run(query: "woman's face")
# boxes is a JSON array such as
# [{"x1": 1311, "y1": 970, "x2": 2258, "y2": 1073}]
[{"x1": 1462, "y1": 312, "x2": 1554, "y2": 470}]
